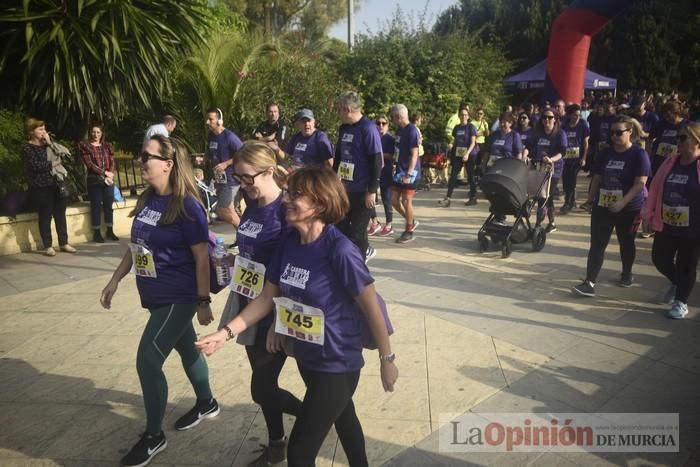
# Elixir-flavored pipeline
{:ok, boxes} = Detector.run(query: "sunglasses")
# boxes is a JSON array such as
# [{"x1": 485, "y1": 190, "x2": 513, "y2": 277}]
[
  {"x1": 518, "y1": 116, "x2": 529, "y2": 120},
  {"x1": 139, "y1": 151, "x2": 169, "y2": 163},
  {"x1": 232, "y1": 168, "x2": 269, "y2": 185},
  {"x1": 610, "y1": 128, "x2": 631, "y2": 137},
  {"x1": 376, "y1": 121, "x2": 388, "y2": 126},
  {"x1": 542, "y1": 115, "x2": 555, "y2": 120}
]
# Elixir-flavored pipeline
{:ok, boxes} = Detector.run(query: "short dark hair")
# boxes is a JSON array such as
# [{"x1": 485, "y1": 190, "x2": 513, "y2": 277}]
[{"x1": 566, "y1": 104, "x2": 581, "y2": 114}]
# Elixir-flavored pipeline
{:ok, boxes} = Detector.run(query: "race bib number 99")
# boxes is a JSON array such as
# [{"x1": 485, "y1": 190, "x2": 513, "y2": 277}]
[
  {"x1": 662, "y1": 204, "x2": 690, "y2": 227},
  {"x1": 273, "y1": 296, "x2": 325, "y2": 346},
  {"x1": 231, "y1": 256, "x2": 266, "y2": 299},
  {"x1": 129, "y1": 242, "x2": 157, "y2": 278}
]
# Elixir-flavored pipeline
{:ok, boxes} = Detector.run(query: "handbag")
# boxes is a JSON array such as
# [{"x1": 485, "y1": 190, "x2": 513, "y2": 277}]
[{"x1": 56, "y1": 180, "x2": 74, "y2": 199}]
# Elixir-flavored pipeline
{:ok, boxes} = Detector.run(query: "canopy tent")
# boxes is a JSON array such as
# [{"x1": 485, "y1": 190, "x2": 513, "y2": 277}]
[{"x1": 504, "y1": 59, "x2": 617, "y2": 91}]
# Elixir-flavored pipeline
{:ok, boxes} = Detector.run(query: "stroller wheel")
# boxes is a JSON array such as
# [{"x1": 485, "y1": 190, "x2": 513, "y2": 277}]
[
  {"x1": 532, "y1": 226, "x2": 546, "y2": 252},
  {"x1": 478, "y1": 233, "x2": 489, "y2": 253},
  {"x1": 501, "y1": 238, "x2": 512, "y2": 258}
]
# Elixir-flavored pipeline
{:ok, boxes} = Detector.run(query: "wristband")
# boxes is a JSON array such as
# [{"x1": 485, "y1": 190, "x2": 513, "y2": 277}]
[
  {"x1": 197, "y1": 296, "x2": 211, "y2": 306},
  {"x1": 223, "y1": 325, "x2": 234, "y2": 341}
]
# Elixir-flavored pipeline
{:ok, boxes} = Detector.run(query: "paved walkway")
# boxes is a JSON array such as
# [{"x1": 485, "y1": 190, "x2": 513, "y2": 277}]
[{"x1": 1, "y1": 180, "x2": 699, "y2": 466}]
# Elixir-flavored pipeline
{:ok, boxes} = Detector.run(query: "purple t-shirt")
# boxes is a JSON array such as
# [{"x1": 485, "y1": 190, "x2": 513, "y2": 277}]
[
  {"x1": 268, "y1": 224, "x2": 374, "y2": 373},
  {"x1": 531, "y1": 129, "x2": 568, "y2": 178},
  {"x1": 650, "y1": 119, "x2": 688, "y2": 159},
  {"x1": 563, "y1": 120, "x2": 591, "y2": 162},
  {"x1": 237, "y1": 193, "x2": 287, "y2": 325},
  {"x1": 489, "y1": 130, "x2": 523, "y2": 159},
  {"x1": 452, "y1": 123, "x2": 478, "y2": 154},
  {"x1": 662, "y1": 159, "x2": 700, "y2": 238},
  {"x1": 336, "y1": 116, "x2": 383, "y2": 193},
  {"x1": 208, "y1": 128, "x2": 243, "y2": 187},
  {"x1": 594, "y1": 115, "x2": 616, "y2": 150},
  {"x1": 517, "y1": 127, "x2": 533, "y2": 148},
  {"x1": 395, "y1": 123, "x2": 421, "y2": 174},
  {"x1": 592, "y1": 145, "x2": 651, "y2": 212},
  {"x1": 284, "y1": 130, "x2": 333, "y2": 169},
  {"x1": 636, "y1": 111, "x2": 660, "y2": 135},
  {"x1": 131, "y1": 195, "x2": 209, "y2": 308}
]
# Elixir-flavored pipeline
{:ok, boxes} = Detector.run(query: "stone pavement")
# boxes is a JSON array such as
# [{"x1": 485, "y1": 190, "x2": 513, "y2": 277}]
[{"x1": 1, "y1": 179, "x2": 699, "y2": 466}]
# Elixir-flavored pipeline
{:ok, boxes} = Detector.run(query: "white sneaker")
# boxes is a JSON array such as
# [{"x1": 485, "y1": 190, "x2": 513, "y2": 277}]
[
  {"x1": 44, "y1": 247, "x2": 56, "y2": 257},
  {"x1": 668, "y1": 301, "x2": 688, "y2": 320},
  {"x1": 60, "y1": 244, "x2": 77, "y2": 253}
]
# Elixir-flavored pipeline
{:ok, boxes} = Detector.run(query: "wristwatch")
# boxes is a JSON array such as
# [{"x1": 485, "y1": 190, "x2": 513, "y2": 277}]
[{"x1": 379, "y1": 352, "x2": 396, "y2": 363}]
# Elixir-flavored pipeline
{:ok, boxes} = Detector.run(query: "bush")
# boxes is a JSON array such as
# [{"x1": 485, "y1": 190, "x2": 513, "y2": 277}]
[{"x1": 0, "y1": 108, "x2": 28, "y2": 196}]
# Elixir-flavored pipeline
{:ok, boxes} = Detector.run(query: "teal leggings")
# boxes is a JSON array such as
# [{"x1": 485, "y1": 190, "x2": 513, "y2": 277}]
[{"x1": 137, "y1": 303, "x2": 212, "y2": 434}]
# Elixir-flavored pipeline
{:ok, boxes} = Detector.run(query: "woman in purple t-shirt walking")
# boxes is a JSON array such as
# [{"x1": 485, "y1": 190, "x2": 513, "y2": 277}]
[{"x1": 197, "y1": 168, "x2": 398, "y2": 467}]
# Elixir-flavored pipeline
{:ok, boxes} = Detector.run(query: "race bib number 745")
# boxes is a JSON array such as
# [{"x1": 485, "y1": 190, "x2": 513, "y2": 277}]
[{"x1": 273, "y1": 296, "x2": 325, "y2": 346}]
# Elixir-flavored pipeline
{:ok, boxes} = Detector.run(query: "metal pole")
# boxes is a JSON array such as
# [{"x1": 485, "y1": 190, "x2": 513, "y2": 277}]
[{"x1": 347, "y1": 0, "x2": 354, "y2": 52}]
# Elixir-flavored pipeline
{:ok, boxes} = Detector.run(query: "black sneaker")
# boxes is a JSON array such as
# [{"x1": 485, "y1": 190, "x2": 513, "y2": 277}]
[
  {"x1": 465, "y1": 197, "x2": 477, "y2": 206},
  {"x1": 121, "y1": 431, "x2": 167, "y2": 467},
  {"x1": 618, "y1": 273, "x2": 634, "y2": 288},
  {"x1": 572, "y1": 280, "x2": 595, "y2": 297},
  {"x1": 174, "y1": 398, "x2": 220, "y2": 431},
  {"x1": 365, "y1": 246, "x2": 377, "y2": 264},
  {"x1": 247, "y1": 438, "x2": 287, "y2": 466},
  {"x1": 545, "y1": 223, "x2": 557, "y2": 233},
  {"x1": 93, "y1": 230, "x2": 105, "y2": 243},
  {"x1": 396, "y1": 231, "x2": 415, "y2": 243}
]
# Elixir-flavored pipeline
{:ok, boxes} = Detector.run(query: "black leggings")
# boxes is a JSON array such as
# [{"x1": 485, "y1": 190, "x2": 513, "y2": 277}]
[
  {"x1": 287, "y1": 366, "x2": 367, "y2": 467},
  {"x1": 446, "y1": 154, "x2": 477, "y2": 199},
  {"x1": 585, "y1": 206, "x2": 641, "y2": 283},
  {"x1": 337, "y1": 191, "x2": 371, "y2": 259},
  {"x1": 370, "y1": 172, "x2": 393, "y2": 224},
  {"x1": 245, "y1": 324, "x2": 303, "y2": 441},
  {"x1": 562, "y1": 161, "x2": 581, "y2": 207},
  {"x1": 651, "y1": 231, "x2": 700, "y2": 303},
  {"x1": 30, "y1": 186, "x2": 68, "y2": 248}
]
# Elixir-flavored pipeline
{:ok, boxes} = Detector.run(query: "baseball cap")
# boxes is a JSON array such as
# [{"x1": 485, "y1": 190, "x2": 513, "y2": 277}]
[{"x1": 295, "y1": 109, "x2": 314, "y2": 121}]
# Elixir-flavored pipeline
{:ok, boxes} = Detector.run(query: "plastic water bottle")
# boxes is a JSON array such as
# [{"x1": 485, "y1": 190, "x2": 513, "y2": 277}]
[{"x1": 214, "y1": 236, "x2": 230, "y2": 286}]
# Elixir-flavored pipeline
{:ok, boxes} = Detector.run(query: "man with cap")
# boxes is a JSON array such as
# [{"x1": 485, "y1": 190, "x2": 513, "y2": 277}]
[{"x1": 272, "y1": 108, "x2": 333, "y2": 170}]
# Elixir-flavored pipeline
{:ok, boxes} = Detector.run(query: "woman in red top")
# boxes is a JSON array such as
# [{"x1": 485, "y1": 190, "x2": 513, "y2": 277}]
[{"x1": 78, "y1": 123, "x2": 118, "y2": 242}]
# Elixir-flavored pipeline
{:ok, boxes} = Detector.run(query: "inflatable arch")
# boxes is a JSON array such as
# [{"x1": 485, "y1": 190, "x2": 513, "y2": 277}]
[{"x1": 545, "y1": 0, "x2": 632, "y2": 103}]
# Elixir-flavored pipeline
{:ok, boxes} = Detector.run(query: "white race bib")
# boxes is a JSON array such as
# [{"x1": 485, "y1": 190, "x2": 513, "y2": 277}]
[
  {"x1": 598, "y1": 189, "x2": 623, "y2": 208},
  {"x1": 657, "y1": 142, "x2": 677, "y2": 158},
  {"x1": 338, "y1": 161, "x2": 355, "y2": 181},
  {"x1": 129, "y1": 242, "x2": 157, "y2": 278},
  {"x1": 662, "y1": 204, "x2": 690, "y2": 227},
  {"x1": 214, "y1": 170, "x2": 227, "y2": 184},
  {"x1": 456, "y1": 147, "x2": 469, "y2": 159},
  {"x1": 273, "y1": 296, "x2": 325, "y2": 346},
  {"x1": 231, "y1": 256, "x2": 266, "y2": 299}
]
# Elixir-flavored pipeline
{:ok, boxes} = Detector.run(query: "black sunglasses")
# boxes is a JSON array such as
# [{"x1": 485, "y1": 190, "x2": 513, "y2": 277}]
[
  {"x1": 376, "y1": 121, "x2": 388, "y2": 126},
  {"x1": 610, "y1": 129, "x2": 631, "y2": 137},
  {"x1": 232, "y1": 168, "x2": 269, "y2": 185},
  {"x1": 542, "y1": 115, "x2": 555, "y2": 120},
  {"x1": 139, "y1": 151, "x2": 169, "y2": 163}
]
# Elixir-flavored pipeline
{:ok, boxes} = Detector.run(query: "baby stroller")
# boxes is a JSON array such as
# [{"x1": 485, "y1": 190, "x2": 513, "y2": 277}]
[
  {"x1": 418, "y1": 142, "x2": 449, "y2": 190},
  {"x1": 476, "y1": 158, "x2": 552, "y2": 258},
  {"x1": 194, "y1": 167, "x2": 218, "y2": 223}
]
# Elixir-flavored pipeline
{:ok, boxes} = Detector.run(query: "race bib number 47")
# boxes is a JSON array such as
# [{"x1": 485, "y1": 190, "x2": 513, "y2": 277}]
[{"x1": 273, "y1": 296, "x2": 325, "y2": 346}]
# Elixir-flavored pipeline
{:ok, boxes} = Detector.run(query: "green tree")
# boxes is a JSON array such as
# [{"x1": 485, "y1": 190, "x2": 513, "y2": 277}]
[{"x1": 0, "y1": 0, "x2": 211, "y2": 139}]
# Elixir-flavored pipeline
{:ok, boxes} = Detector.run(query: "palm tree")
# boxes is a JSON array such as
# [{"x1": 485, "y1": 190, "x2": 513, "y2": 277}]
[{"x1": 0, "y1": 0, "x2": 211, "y2": 139}]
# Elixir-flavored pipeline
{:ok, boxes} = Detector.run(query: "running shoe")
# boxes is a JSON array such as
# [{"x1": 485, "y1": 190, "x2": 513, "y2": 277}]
[
  {"x1": 174, "y1": 398, "x2": 220, "y2": 431},
  {"x1": 44, "y1": 247, "x2": 56, "y2": 257},
  {"x1": 438, "y1": 197, "x2": 451, "y2": 207},
  {"x1": 559, "y1": 205, "x2": 571, "y2": 215},
  {"x1": 572, "y1": 280, "x2": 595, "y2": 297},
  {"x1": 579, "y1": 202, "x2": 593, "y2": 213},
  {"x1": 639, "y1": 231, "x2": 654, "y2": 239},
  {"x1": 396, "y1": 231, "x2": 415, "y2": 243},
  {"x1": 367, "y1": 222, "x2": 382, "y2": 236},
  {"x1": 60, "y1": 244, "x2": 77, "y2": 253},
  {"x1": 365, "y1": 246, "x2": 377, "y2": 263},
  {"x1": 668, "y1": 300, "x2": 688, "y2": 319},
  {"x1": 378, "y1": 225, "x2": 394, "y2": 236},
  {"x1": 121, "y1": 431, "x2": 167, "y2": 467},
  {"x1": 409, "y1": 219, "x2": 420, "y2": 232},
  {"x1": 545, "y1": 223, "x2": 557, "y2": 233},
  {"x1": 247, "y1": 438, "x2": 287, "y2": 466},
  {"x1": 618, "y1": 273, "x2": 634, "y2": 288},
  {"x1": 465, "y1": 197, "x2": 477, "y2": 206}
]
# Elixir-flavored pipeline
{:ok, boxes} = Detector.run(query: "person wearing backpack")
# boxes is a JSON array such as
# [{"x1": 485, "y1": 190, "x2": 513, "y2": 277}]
[
  {"x1": 196, "y1": 167, "x2": 397, "y2": 467},
  {"x1": 100, "y1": 135, "x2": 218, "y2": 467}
]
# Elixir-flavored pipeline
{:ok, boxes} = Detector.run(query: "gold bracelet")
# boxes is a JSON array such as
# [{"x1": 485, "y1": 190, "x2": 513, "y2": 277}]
[{"x1": 223, "y1": 325, "x2": 234, "y2": 341}]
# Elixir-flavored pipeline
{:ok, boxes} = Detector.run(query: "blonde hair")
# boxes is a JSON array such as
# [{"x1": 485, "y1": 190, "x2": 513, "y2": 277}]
[
  {"x1": 24, "y1": 117, "x2": 45, "y2": 140},
  {"x1": 130, "y1": 135, "x2": 203, "y2": 224},
  {"x1": 683, "y1": 122, "x2": 700, "y2": 146},
  {"x1": 235, "y1": 140, "x2": 287, "y2": 188},
  {"x1": 613, "y1": 115, "x2": 644, "y2": 145}
]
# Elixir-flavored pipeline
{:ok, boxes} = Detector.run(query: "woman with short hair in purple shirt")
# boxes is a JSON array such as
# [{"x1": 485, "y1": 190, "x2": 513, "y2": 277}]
[{"x1": 197, "y1": 168, "x2": 398, "y2": 467}]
